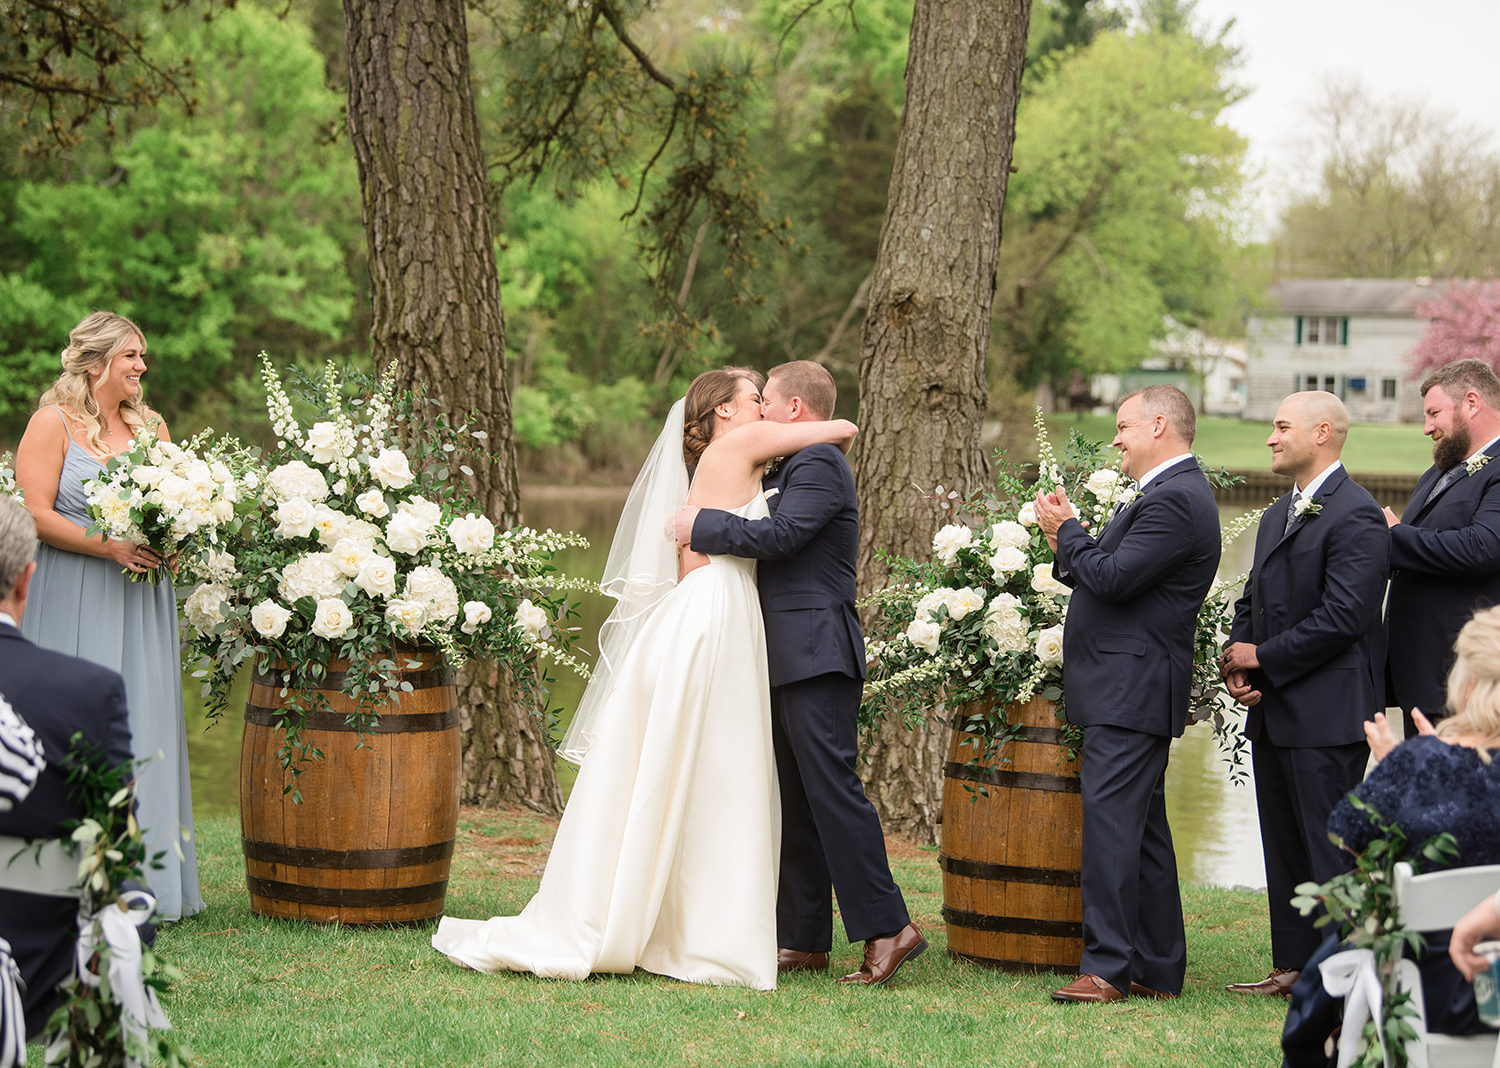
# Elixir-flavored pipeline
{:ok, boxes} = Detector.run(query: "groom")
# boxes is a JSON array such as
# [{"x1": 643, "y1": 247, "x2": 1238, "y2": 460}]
[{"x1": 673, "y1": 360, "x2": 924, "y2": 985}]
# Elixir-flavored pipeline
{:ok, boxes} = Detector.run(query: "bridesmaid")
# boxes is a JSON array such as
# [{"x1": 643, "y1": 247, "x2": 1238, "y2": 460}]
[{"x1": 14, "y1": 311, "x2": 203, "y2": 920}]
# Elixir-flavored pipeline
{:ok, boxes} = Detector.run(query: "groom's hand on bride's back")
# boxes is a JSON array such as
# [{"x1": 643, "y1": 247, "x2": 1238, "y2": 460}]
[{"x1": 670, "y1": 506, "x2": 701, "y2": 546}]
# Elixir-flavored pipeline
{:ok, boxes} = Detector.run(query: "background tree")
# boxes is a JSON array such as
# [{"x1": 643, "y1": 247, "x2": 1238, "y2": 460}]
[
  {"x1": 1409, "y1": 275, "x2": 1500, "y2": 377},
  {"x1": 851, "y1": 0, "x2": 1033, "y2": 843},
  {"x1": 1274, "y1": 78, "x2": 1500, "y2": 280}
]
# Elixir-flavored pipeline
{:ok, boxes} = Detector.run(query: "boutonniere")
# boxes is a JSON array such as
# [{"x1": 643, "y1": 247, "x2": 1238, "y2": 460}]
[
  {"x1": 1465, "y1": 453, "x2": 1491, "y2": 476},
  {"x1": 1115, "y1": 486, "x2": 1139, "y2": 510},
  {"x1": 764, "y1": 456, "x2": 786, "y2": 478},
  {"x1": 1292, "y1": 495, "x2": 1323, "y2": 520}
]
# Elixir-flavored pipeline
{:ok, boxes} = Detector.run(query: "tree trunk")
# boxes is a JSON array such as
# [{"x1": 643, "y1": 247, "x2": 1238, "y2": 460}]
[
  {"x1": 343, "y1": 0, "x2": 561, "y2": 814},
  {"x1": 852, "y1": 0, "x2": 1032, "y2": 844}
]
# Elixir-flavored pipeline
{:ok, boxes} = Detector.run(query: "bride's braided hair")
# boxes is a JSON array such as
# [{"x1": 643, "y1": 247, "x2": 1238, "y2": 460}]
[{"x1": 682, "y1": 367, "x2": 764, "y2": 468}]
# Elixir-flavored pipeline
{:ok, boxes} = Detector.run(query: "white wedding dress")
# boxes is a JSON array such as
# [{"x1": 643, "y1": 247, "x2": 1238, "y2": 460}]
[{"x1": 432, "y1": 493, "x2": 780, "y2": 989}]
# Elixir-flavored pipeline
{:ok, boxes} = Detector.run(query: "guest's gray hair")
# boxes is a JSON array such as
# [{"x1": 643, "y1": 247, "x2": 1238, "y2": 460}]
[{"x1": 0, "y1": 498, "x2": 36, "y2": 600}]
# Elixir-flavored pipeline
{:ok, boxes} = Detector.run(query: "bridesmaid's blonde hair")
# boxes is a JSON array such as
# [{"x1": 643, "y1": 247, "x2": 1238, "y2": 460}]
[
  {"x1": 38, "y1": 311, "x2": 152, "y2": 455},
  {"x1": 1438, "y1": 605, "x2": 1500, "y2": 760}
]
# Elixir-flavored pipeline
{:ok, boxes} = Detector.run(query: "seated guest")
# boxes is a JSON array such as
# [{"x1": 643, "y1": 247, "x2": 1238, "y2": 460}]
[
  {"x1": 1450, "y1": 886, "x2": 1500, "y2": 981},
  {"x1": 1282, "y1": 605, "x2": 1500, "y2": 1066},
  {"x1": 0, "y1": 496, "x2": 134, "y2": 1040}
]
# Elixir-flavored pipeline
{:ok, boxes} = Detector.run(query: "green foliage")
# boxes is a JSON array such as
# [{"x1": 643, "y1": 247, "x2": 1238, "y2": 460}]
[
  {"x1": 0, "y1": 3, "x2": 358, "y2": 440},
  {"x1": 1291, "y1": 799, "x2": 1459, "y2": 1068}
]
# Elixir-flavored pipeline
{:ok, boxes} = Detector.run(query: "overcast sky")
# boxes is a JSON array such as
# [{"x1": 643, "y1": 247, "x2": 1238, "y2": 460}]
[{"x1": 1185, "y1": 0, "x2": 1500, "y2": 237}]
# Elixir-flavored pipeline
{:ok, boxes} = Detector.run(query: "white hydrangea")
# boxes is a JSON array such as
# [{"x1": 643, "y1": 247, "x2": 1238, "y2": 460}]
[
  {"x1": 983, "y1": 593, "x2": 1030, "y2": 657},
  {"x1": 987, "y1": 520, "x2": 1030, "y2": 550},
  {"x1": 198, "y1": 548, "x2": 237, "y2": 585},
  {"x1": 250, "y1": 599, "x2": 293, "y2": 639},
  {"x1": 989, "y1": 545, "x2": 1029, "y2": 580},
  {"x1": 447, "y1": 514, "x2": 495, "y2": 556},
  {"x1": 404, "y1": 565, "x2": 460, "y2": 622},
  {"x1": 931, "y1": 524, "x2": 974, "y2": 567},
  {"x1": 266, "y1": 460, "x2": 330, "y2": 504},
  {"x1": 1035, "y1": 624, "x2": 1065, "y2": 666},
  {"x1": 279, "y1": 552, "x2": 348, "y2": 603},
  {"x1": 184, "y1": 583, "x2": 229, "y2": 637}
]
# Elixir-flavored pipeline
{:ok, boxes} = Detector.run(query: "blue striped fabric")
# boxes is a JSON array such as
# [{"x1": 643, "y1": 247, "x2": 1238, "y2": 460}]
[{"x1": 0, "y1": 695, "x2": 43, "y2": 812}]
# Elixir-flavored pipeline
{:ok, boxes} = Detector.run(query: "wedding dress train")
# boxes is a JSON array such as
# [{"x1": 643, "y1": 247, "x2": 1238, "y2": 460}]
[{"x1": 432, "y1": 493, "x2": 779, "y2": 989}]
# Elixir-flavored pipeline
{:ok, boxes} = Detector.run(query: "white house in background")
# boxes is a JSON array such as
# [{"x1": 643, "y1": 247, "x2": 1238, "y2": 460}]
[
  {"x1": 1089, "y1": 318, "x2": 1247, "y2": 415},
  {"x1": 1244, "y1": 278, "x2": 1447, "y2": 424}
]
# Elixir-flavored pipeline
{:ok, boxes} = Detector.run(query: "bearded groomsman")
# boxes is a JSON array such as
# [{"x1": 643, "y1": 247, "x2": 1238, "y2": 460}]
[
  {"x1": 1220, "y1": 392, "x2": 1389, "y2": 997},
  {"x1": 1385, "y1": 359, "x2": 1500, "y2": 731},
  {"x1": 1033, "y1": 385, "x2": 1220, "y2": 1004}
]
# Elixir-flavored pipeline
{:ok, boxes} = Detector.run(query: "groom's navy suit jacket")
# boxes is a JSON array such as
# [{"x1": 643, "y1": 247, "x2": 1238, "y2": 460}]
[
  {"x1": 691, "y1": 444, "x2": 865, "y2": 687},
  {"x1": 1230, "y1": 466, "x2": 1389, "y2": 749},
  {"x1": 1386, "y1": 440, "x2": 1500, "y2": 720},
  {"x1": 0, "y1": 622, "x2": 133, "y2": 1038},
  {"x1": 1055, "y1": 457, "x2": 1221, "y2": 738}
]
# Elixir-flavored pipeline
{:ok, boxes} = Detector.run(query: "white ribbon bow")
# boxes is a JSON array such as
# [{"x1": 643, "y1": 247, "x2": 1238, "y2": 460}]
[
  {"x1": 1320, "y1": 947, "x2": 1388, "y2": 1068},
  {"x1": 51, "y1": 890, "x2": 172, "y2": 1068}
]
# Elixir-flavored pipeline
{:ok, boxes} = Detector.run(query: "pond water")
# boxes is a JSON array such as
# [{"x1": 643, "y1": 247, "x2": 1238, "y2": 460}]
[{"x1": 182, "y1": 492, "x2": 1273, "y2": 888}]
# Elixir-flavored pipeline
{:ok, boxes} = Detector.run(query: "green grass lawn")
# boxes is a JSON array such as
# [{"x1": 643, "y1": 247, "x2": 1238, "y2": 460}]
[
  {"x1": 121, "y1": 811, "x2": 1292, "y2": 1068},
  {"x1": 1047, "y1": 413, "x2": 1434, "y2": 475}
]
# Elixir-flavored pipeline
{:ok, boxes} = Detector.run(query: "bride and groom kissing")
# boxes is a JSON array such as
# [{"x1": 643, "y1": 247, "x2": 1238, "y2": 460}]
[{"x1": 432, "y1": 361, "x2": 925, "y2": 990}]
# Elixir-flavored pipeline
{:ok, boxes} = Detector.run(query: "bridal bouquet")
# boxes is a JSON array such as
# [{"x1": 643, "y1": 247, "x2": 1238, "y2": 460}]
[
  {"x1": 181, "y1": 356, "x2": 591, "y2": 760},
  {"x1": 862, "y1": 408, "x2": 1257, "y2": 772},
  {"x1": 83, "y1": 427, "x2": 245, "y2": 584}
]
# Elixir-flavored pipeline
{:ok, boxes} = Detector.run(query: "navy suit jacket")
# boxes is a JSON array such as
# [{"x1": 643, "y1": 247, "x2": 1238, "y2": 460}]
[
  {"x1": 1055, "y1": 457, "x2": 1221, "y2": 738},
  {"x1": 1230, "y1": 467, "x2": 1389, "y2": 748},
  {"x1": 689, "y1": 444, "x2": 865, "y2": 688},
  {"x1": 1386, "y1": 441, "x2": 1500, "y2": 718},
  {"x1": 0, "y1": 622, "x2": 132, "y2": 1038}
]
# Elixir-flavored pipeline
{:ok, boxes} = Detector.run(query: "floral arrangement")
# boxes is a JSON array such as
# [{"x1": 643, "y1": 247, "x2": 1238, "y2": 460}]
[
  {"x1": 181, "y1": 357, "x2": 590, "y2": 769},
  {"x1": 83, "y1": 427, "x2": 243, "y2": 584},
  {"x1": 861, "y1": 408, "x2": 1257, "y2": 769},
  {"x1": 0, "y1": 451, "x2": 20, "y2": 502}
]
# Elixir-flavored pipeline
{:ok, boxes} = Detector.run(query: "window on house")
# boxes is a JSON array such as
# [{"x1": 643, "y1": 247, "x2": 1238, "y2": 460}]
[
  {"x1": 1306, "y1": 374, "x2": 1321, "y2": 391},
  {"x1": 1382, "y1": 378, "x2": 1397, "y2": 400},
  {"x1": 1306, "y1": 317, "x2": 1319, "y2": 344},
  {"x1": 1295, "y1": 316, "x2": 1348, "y2": 347},
  {"x1": 1324, "y1": 376, "x2": 1336, "y2": 393}
]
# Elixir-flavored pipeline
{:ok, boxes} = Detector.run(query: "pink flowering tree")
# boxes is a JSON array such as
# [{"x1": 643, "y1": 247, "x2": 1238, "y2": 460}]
[{"x1": 1410, "y1": 275, "x2": 1500, "y2": 377}]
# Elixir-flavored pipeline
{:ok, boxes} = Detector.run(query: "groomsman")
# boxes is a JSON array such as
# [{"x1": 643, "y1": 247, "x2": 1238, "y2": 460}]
[
  {"x1": 1033, "y1": 385, "x2": 1220, "y2": 1003},
  {"x1": 1220, "y1": 392, "x2": 1389, "y2": 996},
  {"x1": 0, "y1": 497, "x2": 136, "y2": 1038},
  {"x1": 1385, "y1": 359, "x2": 1500, "y2": 729}
]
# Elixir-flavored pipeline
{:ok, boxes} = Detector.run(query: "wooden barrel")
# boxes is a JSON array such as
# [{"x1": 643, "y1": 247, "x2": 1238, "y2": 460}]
[
  {"x1": 940, "y1": 695, "x2": 1083, "y2": 972},
  {"x1": 239, "y1": 649, "x2": 461, "y2": 925}
]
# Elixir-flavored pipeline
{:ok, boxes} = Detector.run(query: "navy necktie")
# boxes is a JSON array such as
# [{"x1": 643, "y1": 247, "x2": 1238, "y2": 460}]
[
  {"x1": 1283, "y1": 493, "x2": 1300, "y2": 535},
  {"x1": 1424, "y1": 468, "x2": 1458, "y2": 508}
]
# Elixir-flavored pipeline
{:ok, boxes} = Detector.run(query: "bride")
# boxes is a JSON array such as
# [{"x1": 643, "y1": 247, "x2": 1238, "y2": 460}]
[{"x1": 432, "y1": 368, "x2": 857, "y2": 989}]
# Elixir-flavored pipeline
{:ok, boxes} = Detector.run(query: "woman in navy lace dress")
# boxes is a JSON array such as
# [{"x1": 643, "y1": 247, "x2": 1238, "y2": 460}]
[{"x1": 1282, "y1": 606, "x2": 1500, "y2": 1066}]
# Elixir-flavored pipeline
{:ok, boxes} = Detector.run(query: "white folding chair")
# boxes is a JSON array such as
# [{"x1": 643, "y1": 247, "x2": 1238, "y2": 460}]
[{"x1": 1392, "y1": 861, "x2": 1500, "y2": 1068}]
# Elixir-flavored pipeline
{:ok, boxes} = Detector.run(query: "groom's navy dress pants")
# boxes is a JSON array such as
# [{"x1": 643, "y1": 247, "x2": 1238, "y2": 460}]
[{"x1": 771, "y1": 671, "x2": 910, "y2": 951}]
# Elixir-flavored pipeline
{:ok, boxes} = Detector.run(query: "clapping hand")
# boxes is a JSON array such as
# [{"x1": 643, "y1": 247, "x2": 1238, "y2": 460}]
[{"x1": 1364, "y1": 708, "x2": 1435, "y2": 763}]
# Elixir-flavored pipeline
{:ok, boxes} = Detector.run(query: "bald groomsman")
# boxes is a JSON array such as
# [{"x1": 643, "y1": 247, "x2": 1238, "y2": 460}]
[
  {"x1": 1221, "y1": 392, "x2": 1389, "y2": 996},
  {"x1": 1386, "y1": 358, "x2": 1500, "y2": 730}
]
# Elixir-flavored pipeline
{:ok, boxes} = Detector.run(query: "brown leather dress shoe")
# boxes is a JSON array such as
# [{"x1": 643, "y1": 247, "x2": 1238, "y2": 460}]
[
  {"x1": 1225, "y1": 968, "x2": 1300, "y2": 996},
  {"x1": 1129, "y1": 981, "x2": 1178, "y2": 1000},
  {"x1": 1052, "y1": 973, "x2": 1126, "y2": 1003},
  {"x1": 777, "y1": 948, "x2": 830, "y2": 973},
  {"x1": 836, "y1": 923, "x2": 927, "y2": 986}
]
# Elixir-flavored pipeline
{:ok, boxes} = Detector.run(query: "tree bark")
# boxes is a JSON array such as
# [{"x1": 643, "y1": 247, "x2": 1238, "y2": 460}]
[
  {"x1": 343, "y1": 0, "x2": 561, "y2": 814},
  {"x1": 852, "y1": 0, "x2": 1032, "y2": 844}
]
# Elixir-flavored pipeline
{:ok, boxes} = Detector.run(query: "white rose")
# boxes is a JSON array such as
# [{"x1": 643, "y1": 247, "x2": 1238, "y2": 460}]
[
  {"x1": 905, "y1": 617, "x2": 942, "y2": 655},
  {"x1": 384, "y1": 512, "x2": 428, "y2": 555},
  {"x1": 279, "y1": 552, "x2": 348, "y2": 602},
  {"x1": 988, "y1": 520, "x2": 1030, "y2": 550},
  {"x1": 250, "y1": 599, "x2": 293, "y2": 639},
  {"x1": 1035, "y1": 624, "x2": 1065, "y2": 666},
  {"x1": 311, "y1": 503, "x2": 348, "y2": 545},
  {"x1": 156, "y1": 473, "x2": 190, "y2": 510},
  {"x1": 305, "y1": 421, "x2": 340, "y2": 465},
  {"x1": 184, "y1": 583, "x2": 229, "y2": 637},
  {"x1": 266, "y1": 460, "x2": 330, "y2": 503},
  {"x1": 399, "y1": 495, "x2": 442, "y2": 530},
  {"x1": 404, "y1": 565, "x2": 460, "y2": 622},
  {"x1": 461, "y1": 600, "x2": 492, "y2": 635},
  {"x1": 310, "y1": 597, "x2": 353, "y2": 639},
  {"x1": 513, "y1": 597, "x2": 550, "y2": 642},
  {"x1": 447, "y1": 514, "x2": 495, "y2": 556},
  {"x1": 276, "y1": 497, "x2": 319, "y2": 539},
  {"x1": 947, "y1": 587, "x2": 986, "y2": 622},
  {"x1": 1017, "y1": 502, "x2": 1037, "y2": 527},
  {"x1": 931, "y1": 524, "x2": 974, "y2": 567},
  {"x1": 355, "y1": 489, "x2": 390, "y2": 518},
  {"x1": 914, "y1": 589, "x2": 951, "y2": 623},
  {"x1": 1086, "y1": 468, "x2": 1121, "y2": 499},
  {"x1": 1031, "y1": 563, "x2": 1071, "y2": 598},
  {"x1": 353, "y1": 553, "x2": 399, "y2": 598},
  {"x1": 989, "y1": 545, "x2": 1028, "y2": 579},
  {"x1": 331, "y1": 537, "x2": 375, "y2": 578},
  {"x1": 129, "y1": 465, "x2": 163, "y2": 487},
  {"x1": 385, "y1": 598, "x2": 427, "y2": 635},
  {"x1": 369, "y1": 448, "x2": 415, "y2": 490}
]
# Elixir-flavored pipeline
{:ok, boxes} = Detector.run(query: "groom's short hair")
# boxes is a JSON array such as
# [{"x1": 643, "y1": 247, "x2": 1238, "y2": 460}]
[{"x1": 770, "y1": 361, "x2": 836, "y2": 420}]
